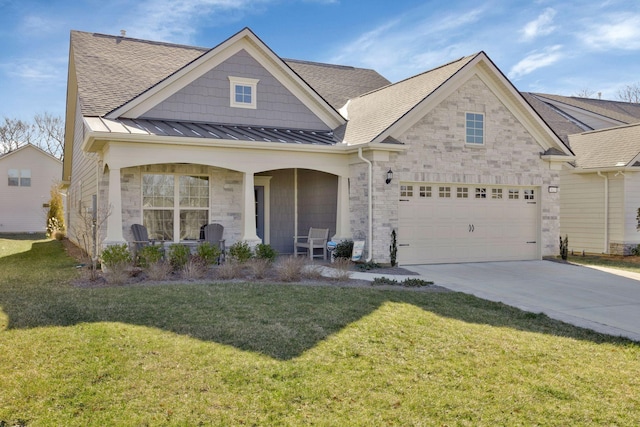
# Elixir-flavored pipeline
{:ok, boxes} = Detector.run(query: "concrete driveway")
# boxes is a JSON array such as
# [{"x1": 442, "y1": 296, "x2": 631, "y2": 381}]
[{"x1": 405, "y1": 260, "x2": 640, "y2": 342}]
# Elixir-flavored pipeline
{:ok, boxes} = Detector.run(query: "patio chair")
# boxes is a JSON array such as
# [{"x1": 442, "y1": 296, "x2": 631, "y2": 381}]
[
  {"x1": 131, "y1": 223, "x2": 164, "y2": 255},
  {"x1": 294, "y1": 227, "x2": 329, "y2": 260},
  {"x1": 202, "y1": 223, "x2": 226, "y2": 262}
]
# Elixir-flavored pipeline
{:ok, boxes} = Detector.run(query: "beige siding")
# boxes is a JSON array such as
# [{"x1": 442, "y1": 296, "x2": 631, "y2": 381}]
[
  {"x1": 66, "y1": 95, "x2": 99, "y2": 247},
  {"x1": 623, "y1": 173, "x2": 640, "y2": 245},
  {"x1": 0, "y1": 146, "x2": 62, "y2": 233},
  {"x1": 559, "y1": 171, "x2": 607, "y2": 253},
  {"x1": 608, "y1": 174, "x2": 625, "y2": 244}
]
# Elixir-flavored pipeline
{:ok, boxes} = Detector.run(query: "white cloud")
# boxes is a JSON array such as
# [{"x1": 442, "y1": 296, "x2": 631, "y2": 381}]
[
  {"x1": 329, "y1": 7, "x2": 486, "y2": 80},
  {"x1": 2, "y1": 57, "x2": 65, "y2": 83},
  {"x1": 521, "y1": 8, "x2": 556, "y2": 41},
  {"x1": 580, "y1": 14, "x2": 640, "y2": 50},
  {"x1": 508, "y1": 45, "x2": 564, "y2": 79},
  {"x1": 126, "y1": 0, "x2": 271, "y2": 43}
]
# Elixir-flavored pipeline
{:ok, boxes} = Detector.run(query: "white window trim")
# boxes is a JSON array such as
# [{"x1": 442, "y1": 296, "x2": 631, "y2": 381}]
[
  {"x1": 229, "y1": 76, "x2": 259, "y2": 109},
  {"x1": 141, "y1": 173, "x2": 210, "y2": 242},
  {"x1": 465, "y1": 111, "x2": 485, "y2": 146}
]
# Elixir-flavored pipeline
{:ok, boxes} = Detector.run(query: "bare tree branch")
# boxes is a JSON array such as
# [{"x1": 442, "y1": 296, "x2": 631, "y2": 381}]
[
  {"x1": 34, "y1": 113, "x2": 64, "y2": 159},
  {"x1": 617, "y1": 83, "x2": 640, "y2": 103},
  {"x1": 0, "y1": 117, "x2": 34, "y2": 154},
  {"x1": 0, "y1": 113, "x2": 64, "y2": 159}
]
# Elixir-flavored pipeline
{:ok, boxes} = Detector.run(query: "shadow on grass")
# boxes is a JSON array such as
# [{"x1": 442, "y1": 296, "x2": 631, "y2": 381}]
[{"x1": 0, "y1": 239, "x2": 637, "y2": 360}]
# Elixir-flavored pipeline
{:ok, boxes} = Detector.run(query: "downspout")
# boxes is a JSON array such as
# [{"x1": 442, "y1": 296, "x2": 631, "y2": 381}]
[
  {"x1": 597, "y1": 171, "x2": 609, "y2": 254},
  {"x1": 358, "y1": 147, "x2": 373, "y2": 262}
]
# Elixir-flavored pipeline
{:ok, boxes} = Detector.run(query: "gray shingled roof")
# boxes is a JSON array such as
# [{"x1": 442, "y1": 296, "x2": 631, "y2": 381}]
[
  {"x1": 569, "y1": 123, "x2": 640, "y2": 169},
  {"x1": 70, "y1": 30, "x2": 389, "y2": 117},
  {"x1": 285, "y1": 59, "x2": 390, "y2": 110},
  {"x1": 533, "y1": 93, "x2": 640, "y2": 125},
  {"x1": 339, "y1": 54, "x2": 477, "y2": 145},
  {"x1": 520, "y1": 93, "x2": 587, "y2": 146}
]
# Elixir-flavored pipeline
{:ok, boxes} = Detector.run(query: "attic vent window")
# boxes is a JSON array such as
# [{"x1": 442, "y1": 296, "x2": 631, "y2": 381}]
[{"x1": 229, "y1": 76, "x2": 259, "y2": 109}]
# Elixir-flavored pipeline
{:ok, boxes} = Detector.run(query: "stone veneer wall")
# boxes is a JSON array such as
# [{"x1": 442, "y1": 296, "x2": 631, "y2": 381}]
[
  {"x1": 357, "y1": 74, "x2": 561, "y2": 262},
  {"x1": 113, "y1": 164, "x2": 244, "y2": 246}
]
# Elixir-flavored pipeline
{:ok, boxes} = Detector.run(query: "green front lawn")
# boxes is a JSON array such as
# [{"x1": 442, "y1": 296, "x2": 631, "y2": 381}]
[{"x1": 1, "y1": 236, "x2": 639, "y2": 426}]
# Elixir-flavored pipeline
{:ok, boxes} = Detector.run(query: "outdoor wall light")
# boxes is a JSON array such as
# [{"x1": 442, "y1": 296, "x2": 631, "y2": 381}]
[
  {"x1": 386, "y1": 169, "x2": 393, "y2": 184},
  {"x1": 548, "y1": 185, "x2": 558, "y2": 193}
]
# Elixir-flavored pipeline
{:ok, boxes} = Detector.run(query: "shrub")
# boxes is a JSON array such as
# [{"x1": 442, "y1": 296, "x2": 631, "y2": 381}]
[
  {"x1": 137, "y1": 245, "x2": 164, "y2": 268},
  {"x1": 228, "y1": 241, "x2": 252, "y2": 263},
  {"x1": 197, "y1": 242, "x2": 221, "y2": 265},
  {"x1": 631, "y1": 244, "x2": 640, "y2": 256},
  {"x1": 390, "y1": 229, "x2": 398, "y2": 267},
  {"x1": 101, "y1": 244, "x2": 132, "y2": 267},
  {"x1": 371, "y1": 276, "x2": 434, "y2": 287},
  {"x1": 145, "y1": 260, "x2": 172, "y2": 281},
  {"x1": 356, "y1": 261, "x2": 380, "y2": 271},
  {"x1": 276, "y1": 256, "x2": 306, "y2": 282},
  {"x1": 333, "y1": 240, "x2": 354, "y2": 259},
  {"x1": 100, "y1": 244, "x2": 132, "y2": 285},
  {"x1": 248, "y1": 258, "x2": 272, "y2": 279},
  {"x1": 559, "y1": 235, "x2": 569, "y2": 261},
  {"x1": 182, "y1": 256, "x2": 208, "y2": 280},
  {"x1": 46, "y1": 184, "x2": 65, "y2": 238},
  {"x1": 168, "y1": 244, "x2": 191, "y2": 270},
  {"x1": 331, "y1": 257, "x2": 353, "y2": 282},
  {"x1": 254, "y1": 243, "x2": 277, "y2": 263},
  {"x1": 216, "y1": 259, "x2": 244, "y2": 280}
]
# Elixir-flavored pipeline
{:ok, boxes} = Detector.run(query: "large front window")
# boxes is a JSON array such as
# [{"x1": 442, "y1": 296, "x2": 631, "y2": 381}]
[{"x1": 142, "y1": 174, "x2": 209, "y2": 241}]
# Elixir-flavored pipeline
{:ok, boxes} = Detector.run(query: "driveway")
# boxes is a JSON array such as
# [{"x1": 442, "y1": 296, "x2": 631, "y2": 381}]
[{"x1": 404, "y1": 260, "x2": 640, "y2": 342}]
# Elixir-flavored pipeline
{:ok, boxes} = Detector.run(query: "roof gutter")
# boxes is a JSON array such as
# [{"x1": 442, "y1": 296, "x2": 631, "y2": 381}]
[
  {"x1": 597, "y1": 171, "x2": 609, "y2": 254},
  {"x1": 358, "y1": 147, "x2": 373, "y2": 263}
]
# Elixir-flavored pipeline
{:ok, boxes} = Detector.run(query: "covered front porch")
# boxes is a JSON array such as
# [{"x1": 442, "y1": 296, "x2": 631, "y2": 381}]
[{"x1": 98, "y1": 140, "x2": 353, "y2": 254}]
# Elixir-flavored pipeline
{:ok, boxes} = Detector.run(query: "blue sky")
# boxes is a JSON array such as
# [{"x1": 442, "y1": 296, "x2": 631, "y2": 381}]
[{"x1": 1, "y1": 0, "x2": 639, "y2": 120}]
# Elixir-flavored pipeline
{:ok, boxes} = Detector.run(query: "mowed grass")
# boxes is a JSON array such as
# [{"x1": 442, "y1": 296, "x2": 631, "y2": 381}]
[
  {"x1": 566, "y1": 253, "x2": 640, "y2": 274},
  {"x1": 1, "y1": 236, "x2": 640, "y2": 426}
]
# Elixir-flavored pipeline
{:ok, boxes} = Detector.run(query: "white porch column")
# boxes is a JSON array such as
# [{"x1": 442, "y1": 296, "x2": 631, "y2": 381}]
[
  {"x1": 241, "y1": 171, "x2": 262, "y2": 246},
  {"x1": 104, "y1": 167, "x2": 125, "y2": 244},
  {"x1": 333, "y1": 175, "x2": 352, "y2": 241}
]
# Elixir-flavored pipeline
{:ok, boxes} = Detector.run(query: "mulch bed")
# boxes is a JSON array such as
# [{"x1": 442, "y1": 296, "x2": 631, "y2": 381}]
[{"x1": 62, "y1": 239, "x2": 448, "y2": 292}]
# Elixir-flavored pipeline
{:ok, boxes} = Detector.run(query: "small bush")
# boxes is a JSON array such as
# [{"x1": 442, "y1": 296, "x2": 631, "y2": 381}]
[
  {"x1": 137, "y1": 245, "x2": 164, "y2": 268},
  {"x1": 228, "y1": 241, "x2": 252, "y2": 264},
  {"x1": 331, "y1": 257, "x2": 353, "y2": 282},
  {"x1": 401, "y1": 278, "x2": 434, "y2": 287},
  {"x1": 372, "y1": 277, "x2": 399, "y2": 286},
  {"x1": 333, "y1": 240, "x2": 354, "y2": 259},
  {"x1": 276, "y1": 256, "x2": 306, "y2": 282},
  {"x1": 100, "y1": 244, "x2": 132, "y2": 285},
  {"x1": 168, "y1": 244, "x2": 191, "y2": 270},
  {"x1": 255, "y1": 243, "x2": 277, "y2": 262},
  {"x1": 197, "y1": 242, "x2": 221, "y2": 265},
  {"x1": 303, "y1": 262, "x2": 325, "y2": 281},
  {"x1": 371, "y1": 276, "x2": 434, "y2": 287},
  {"x1": 631, "y1": 244, "x2": 640, "y2": 256},
  {"x1": 46, "y1": 184, "x2": 65, "y2": 238},
  {"x1": 182, "y1": 256, "x2": 208, "y2": 280},
  {"x1": 101, "y1": 244, "x2": 132, "y2": 267},
  {"x1": 559, "y1": 235, "x2": 569, "y2": 261},
  {"x1": 356, "y1": 261, "x2": 380, "y2": 271},
  {"x1": 145, "y1": 260, "x2": 172, "y2": 281},
  {"x1": 216, "y1": 260, "x2": 244, "y2": 280},
  {"x1": 248, "y1": 258, "x2": 272, "y2": 279}
]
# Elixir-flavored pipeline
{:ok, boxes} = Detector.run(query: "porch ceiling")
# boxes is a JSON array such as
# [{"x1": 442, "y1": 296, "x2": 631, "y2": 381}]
[{"x1": 85, "y1": 117, "x2": 337, "y2": 146}]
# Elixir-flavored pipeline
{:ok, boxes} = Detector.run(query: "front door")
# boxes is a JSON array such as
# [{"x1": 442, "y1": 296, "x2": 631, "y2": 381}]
[{"x1": 255, "y1": 186, "x2": 265, "y2": 242}]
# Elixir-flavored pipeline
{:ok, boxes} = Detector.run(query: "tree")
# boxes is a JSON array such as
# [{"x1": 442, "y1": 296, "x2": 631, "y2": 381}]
[
  {"x1": 617, "y1": 83, "x2": 640, "y2": 103},
  {"x1": 573, "y1": 88, "x2": 596, "y2": 98},
  {"x1": 0, "y1": 113, "x2": 64, "y2": 159},
  {"x1": 0, "y1": 117, "x2": 34, "y2": 154},
  {"x1": 34, "y1": 113, "x2": 64, "y2": 159}
]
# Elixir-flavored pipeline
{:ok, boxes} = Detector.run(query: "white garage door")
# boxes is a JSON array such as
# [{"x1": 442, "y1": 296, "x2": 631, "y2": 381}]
[{"x1": 398, "y1": 183, "x2": 539, "y2": 264}]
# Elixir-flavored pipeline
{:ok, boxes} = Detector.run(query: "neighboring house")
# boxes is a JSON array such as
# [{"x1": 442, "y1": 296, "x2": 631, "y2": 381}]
[
  {"x1": 0, "y1": 144, "x2": 62, "y2": 233},
  {"x1": 62, "y1": 28, "x2": 573, "y2": 265},
  {"x1": 524, "y1": 93, "x2": 640, "y2": 255}
]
